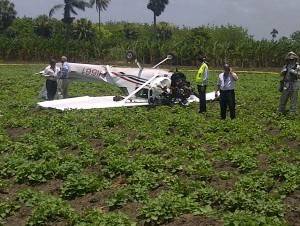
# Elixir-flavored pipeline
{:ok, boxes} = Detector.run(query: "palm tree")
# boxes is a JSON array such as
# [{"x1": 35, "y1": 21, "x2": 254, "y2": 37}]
[
  {"x1": 270, "y1": 28, "x2": 278, "y2": 40},
  {"x1": 72, "y1": 18, "x2": 96, "y2": 40},
  {"x1": 147, "y1": 0, "x2": 169, "y2": 27},
  {"x1": 0, "y1": 0, "x2": 17, "y2": 31},
  {"x1": 90, "y1": 0, "x2": 111, "y2": 29},
  {"x1": 49, "y1": 0, "x2": 91, "y2": 24}
]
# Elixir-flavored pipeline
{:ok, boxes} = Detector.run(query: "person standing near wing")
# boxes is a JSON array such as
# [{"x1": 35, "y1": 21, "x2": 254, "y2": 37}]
[
  {"x1": 44, "y1": 59, "x2": 60, "y2": 101},
  {"x1": 278, "y1": 51, "x2": 300, "y2": 115},
  {"x1": 58, "y1": 56, "x2": 70, "y2": 99},
  {"x1": 195, "y1": 56, "x2": 209, "y2": 113},
  {"x1": 215, "y1": 64, "x2": 239, "y2": 120}
]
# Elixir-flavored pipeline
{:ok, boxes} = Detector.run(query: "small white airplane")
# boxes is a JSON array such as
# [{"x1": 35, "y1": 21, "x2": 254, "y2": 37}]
[{"x1": 37, "y1": 53, "x2": 218, "y2": 110}]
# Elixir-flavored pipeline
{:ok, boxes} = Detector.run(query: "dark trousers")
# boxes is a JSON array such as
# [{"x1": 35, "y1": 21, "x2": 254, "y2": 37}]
[
  {"x1": 220, "y1": 90, "x2": 236, "y2": 119},
  {"x1": 197, "y1": 85, "x2": 207, "y2": 113},
  {"x1": 46, "y1": 80, "x2": 57, "y2": 100}
]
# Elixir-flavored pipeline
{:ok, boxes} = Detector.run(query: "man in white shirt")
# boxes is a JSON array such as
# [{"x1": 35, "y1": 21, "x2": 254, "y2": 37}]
[
  {"x1": 58, "y1": 56, "x2": 70, "y2": 99},
  {"x1": 215, "y1": 64, "x2": 239, "y2": 119},
  {"x1": 44, "y1": 59, "x2": 60, "y2": 100}
]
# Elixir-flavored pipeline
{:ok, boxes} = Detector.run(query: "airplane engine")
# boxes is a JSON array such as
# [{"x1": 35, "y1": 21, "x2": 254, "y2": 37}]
[
  {"x1": 170, "y1": 72, "x2": 192, "y2": 105},
  {"x1": 148, "y1": 77, "x2": 172, "y2": 104}
]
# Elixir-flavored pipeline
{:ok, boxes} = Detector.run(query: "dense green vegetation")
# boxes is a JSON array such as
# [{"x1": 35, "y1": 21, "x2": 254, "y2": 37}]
[
  {"x1": 1, "y1": 15, "x2": 300, "y2": 67},
  {"x1": 0, "y1": 65, "x2": 299, "y2": 225},
  {"x1": 0, "y1": 0, "x2": 16, "y2": 31}
]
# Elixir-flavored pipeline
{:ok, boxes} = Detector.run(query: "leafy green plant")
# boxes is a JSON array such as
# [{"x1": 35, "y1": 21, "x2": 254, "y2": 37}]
[
  {"x1": 0, "y1": 134, "x2": 12, "y2": 154},
  {"x1": 102, "y1": 154, "x2": 134, "y2": 178},
  {"x1": 218, "y1": 171, "x2": 232, "y2": 180},
  {"x1": 0, "y1": 153, "x2": 27, "y2": 178},
  {"x1": 0, "y1": 179, "x2": 8, "y2": 192},
  {"x1": 14, "y1": 135, "x2": 59, "y2": 161},
  {"x1": 223, "y1": 190, "x2": 284, "y2": 217},
  {"x1": 15, "y1": 160, "x2": 56, "y2": 184},
  {"x1": 0, "y1": 201, "x2": 20, "y2": 224},
  {"x1": 225, "y1": 148, "x2": 258, "y2": 172},
  {"x1": 28, "y1": 200, "x2": 76, "y2": 226},
  {"x1": 75, "y1": 209, "x2": 135, "y2": 226},
  {"x1": 139, "y1": 191, "x2": 204, "y2": 225},
  {"x1": 195, "y1": 186, "x2": 224, "y2": 206},
  {"x1": 185, "y1": 158, "x2": 213, "y2": 180},
  {"x1": 54, "y1": 156, "x2": 83, "y2": 179},
  {"x1": 268, "y1": 162, "x2": 299, "y2": 195},
  {"x1": 134, "y1": 154, "x2": 166, "y2": 173},
  {"x1": 61, "y1": 174, "x2": 110, "y2": 199},
  {"x1": 107, "y1": 187, "x2": 131, "y2": 209},
  {"x1": 268, "y1": 162, "x2": 298, "y2": 182},
  {"x1": 17, "y1": 189, "x2": 77, "y2": 226},
  {"x1": 235, "y1": 174, "x2": 275, "y2": 193},
  {"x1": 223, "y1": 210, "x2": 286, "y2": 226},
  {"x1": 128, "y1": 169, "x2": 162, "y2": 189}
]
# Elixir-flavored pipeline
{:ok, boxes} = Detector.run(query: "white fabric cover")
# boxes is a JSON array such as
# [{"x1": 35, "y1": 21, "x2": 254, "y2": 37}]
[{"x1": 37, "y1": 96, "x2": 149, "y2": 110}]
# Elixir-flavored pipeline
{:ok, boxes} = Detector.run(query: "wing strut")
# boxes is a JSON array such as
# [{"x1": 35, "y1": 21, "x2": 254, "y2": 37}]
[{"x1": 123, "y1": 73, "x2": 159, "y2": 103}]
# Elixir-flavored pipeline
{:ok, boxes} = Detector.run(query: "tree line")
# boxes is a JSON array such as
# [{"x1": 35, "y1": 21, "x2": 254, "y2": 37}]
[{"x1": 1, "y1": 0, "x2": 300, "y2": 67}]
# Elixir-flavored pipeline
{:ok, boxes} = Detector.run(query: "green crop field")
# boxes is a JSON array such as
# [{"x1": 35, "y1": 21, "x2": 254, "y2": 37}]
[{"x1": 0, "y1": 65, "x2": 299, "y2": 226}]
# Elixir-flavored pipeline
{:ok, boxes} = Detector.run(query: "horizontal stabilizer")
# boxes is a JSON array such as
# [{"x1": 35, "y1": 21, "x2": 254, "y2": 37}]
[
  {"x1": 188, "y1": 92, "x2": 218, "y2": 103},
  {"x1": 206, "y1": 91, "x2": 219, "y2": 101}
]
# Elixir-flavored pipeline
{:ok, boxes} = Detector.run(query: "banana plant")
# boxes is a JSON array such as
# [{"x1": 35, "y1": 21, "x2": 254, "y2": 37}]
[{"x1": 89, "y1": 0, "x2": 111, "y2": 29}]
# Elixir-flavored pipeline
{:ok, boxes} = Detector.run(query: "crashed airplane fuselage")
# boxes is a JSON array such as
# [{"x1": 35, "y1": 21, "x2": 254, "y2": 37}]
[
  {"x1": 37, "y1": 57, "x2": 217, "y2": 110},
  {"x1": 65, "y1": 63, "x2": 172, "y2": 95}
]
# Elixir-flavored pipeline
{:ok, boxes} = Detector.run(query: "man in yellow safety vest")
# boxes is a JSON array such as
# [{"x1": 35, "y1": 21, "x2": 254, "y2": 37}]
[{"x1": 195, "y1": 56, "x2": 209, "y2": 113}]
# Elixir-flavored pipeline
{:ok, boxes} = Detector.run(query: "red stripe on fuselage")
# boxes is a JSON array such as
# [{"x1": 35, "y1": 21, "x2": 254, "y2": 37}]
[{"x1": 112, "y1": 72, "x2": 144, "y2": 85}]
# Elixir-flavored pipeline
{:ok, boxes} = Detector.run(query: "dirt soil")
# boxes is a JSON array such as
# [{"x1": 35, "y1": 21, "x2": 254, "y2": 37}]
[
  {"x1": 210, "y1": 176, "x2": 236, "y2": 191},
  {"x1": 6, "y1": 127, "x2": 32, "y2": 141},
  {"x1": 4, "y1": 205, "x2": 31, "y2": 226},
  {"x1": 212, "y1": 160, "x2": 237, "y2": 172},
  {"x1": 257, "y1": 154, "x2": 269, "y2": 171},
  {"x1": 163, "y1": 214, "x2": 223, "y2": 226},
  {"x1": 89, "y1": 138, "x2": 105, "y2": 150},
  {"x1": 284, "y1": 190, "x2": 300, "y2": 226},
  {"x1": 68, "y1": 189, "x2": 112, "y2": 213},
  {"x1": 33, "y1": 179, "x2": 63, "y2": 196},
  {"x1": 120, "y1": 202, "x2": 141, "y2": 223}
]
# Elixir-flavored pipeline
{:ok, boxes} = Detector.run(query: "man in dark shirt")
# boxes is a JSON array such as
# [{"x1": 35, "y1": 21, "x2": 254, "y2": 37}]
[{"x1": 44, "y1": 59, "x2": 60, "y2": 100}]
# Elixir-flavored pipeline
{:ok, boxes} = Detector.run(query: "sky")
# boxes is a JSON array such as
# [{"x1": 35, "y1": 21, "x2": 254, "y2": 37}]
[{"x1": 10, "y1": 0, "x2": 300, "y2": 40}]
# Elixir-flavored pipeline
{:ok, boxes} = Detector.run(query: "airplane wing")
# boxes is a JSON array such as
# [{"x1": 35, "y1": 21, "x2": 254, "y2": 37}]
[
  {"x1": 37, "y1": 92, "x2": 217, "y2": 111},
  {"x1": 37, "y1": 96, "x2": 149, "y2": 111}
]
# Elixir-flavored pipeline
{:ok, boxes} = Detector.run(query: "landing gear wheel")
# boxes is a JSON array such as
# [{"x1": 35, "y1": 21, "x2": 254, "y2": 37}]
[{"x1": 113, "y1": 96, "x2": 124, "y2": 101}]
